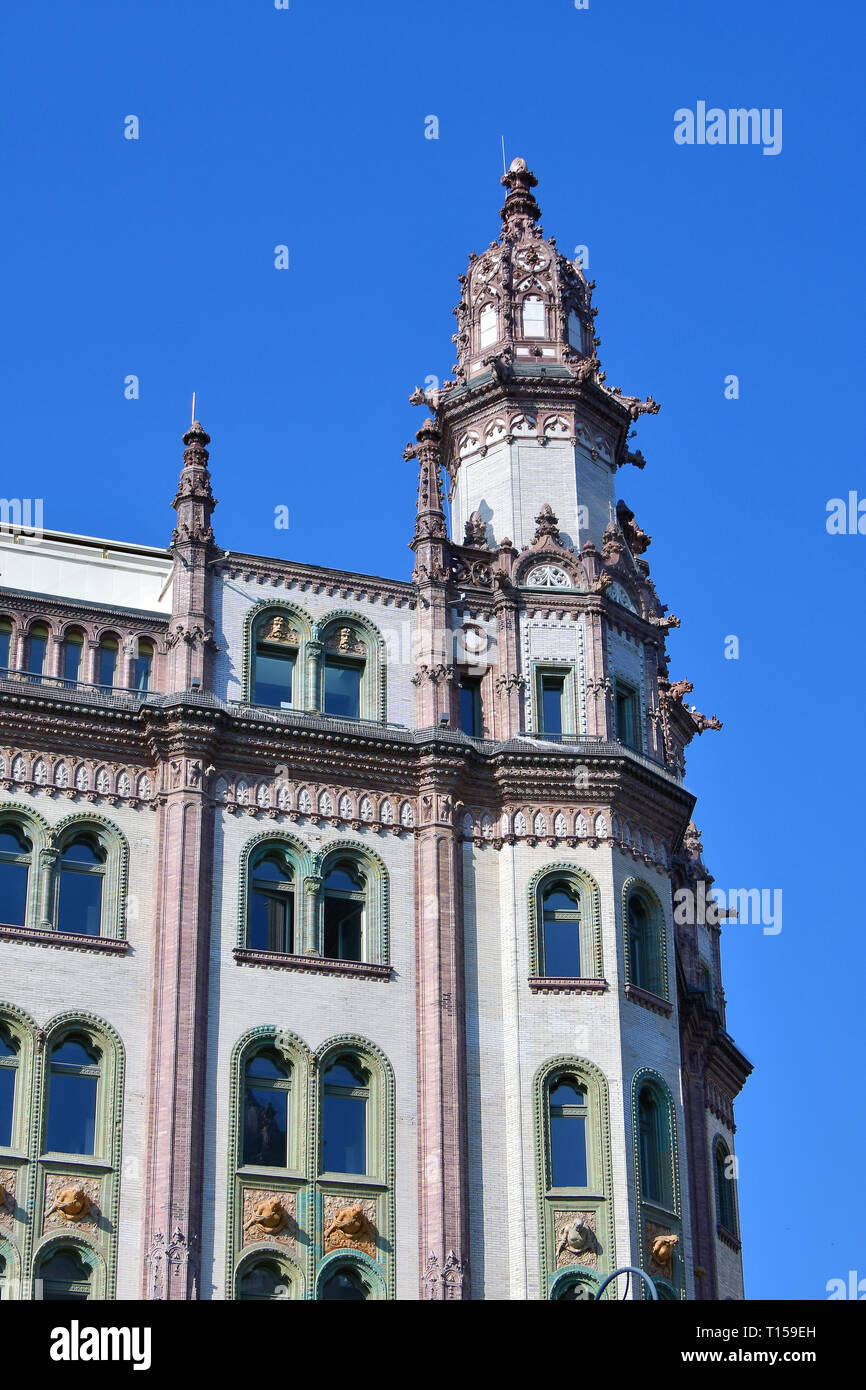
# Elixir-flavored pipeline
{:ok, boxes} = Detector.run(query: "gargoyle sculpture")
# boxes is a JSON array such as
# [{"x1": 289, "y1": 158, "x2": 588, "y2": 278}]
[
  {"x1": 244, "y1": 1196, "x2": 287, "y2": 1236},
  {"x1": 651, "y1": 1233, "x2": 679, "y2": 1276},
  {"x1": 324, "y1": 1203, "x2": 376, "y2": 1246},
  {"x1": 46, "y1": 1185, "x2": 91, "y2": 1222}
]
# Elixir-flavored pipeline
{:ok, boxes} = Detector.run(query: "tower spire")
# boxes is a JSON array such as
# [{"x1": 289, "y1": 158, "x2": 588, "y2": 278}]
[{"x1": 499, "y1": 156, "x2": 541, "y2": 237}]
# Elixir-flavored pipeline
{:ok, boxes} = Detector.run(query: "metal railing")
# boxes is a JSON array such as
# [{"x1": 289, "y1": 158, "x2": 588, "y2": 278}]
[{"x1": 0, "y1": 667, "x2": 161, "y2": 703}]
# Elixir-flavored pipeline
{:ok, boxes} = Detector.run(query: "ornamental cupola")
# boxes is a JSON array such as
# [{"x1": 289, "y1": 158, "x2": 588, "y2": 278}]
[
  {"x1": 452, "y1": 157, "x2": 595, "y2": 380},
  {"x1": 420, "y1": 159, "x2": 660, "y2": 557}
]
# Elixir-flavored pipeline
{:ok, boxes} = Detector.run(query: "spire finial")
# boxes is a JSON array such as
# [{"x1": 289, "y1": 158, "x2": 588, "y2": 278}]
[{"x1": 499, "y1": 156, "x2": 541, "y2": 233}]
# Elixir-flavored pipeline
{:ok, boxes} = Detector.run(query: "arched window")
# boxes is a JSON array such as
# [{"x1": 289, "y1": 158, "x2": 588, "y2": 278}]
[
  {"x1": 238, "y1": 1257, "x2": 291, "y2": 1300},
  {"x1": 0, "y1": 1027, "x2": 19, "y2": 1147},
  {"x1": 98, "y1": 636, "x2": 117, "y2": 688},
  {"x1": 36, "y1": 1246, "x2": 93, "y2": 1301},
  {"x1": 62, "y1": 629, "x2": 84, "y2": 685},
  {"x1": 522, "y1": 295, "x2": 546, "y2": 337},
  {"x1": 27, "y1": 623, "x2": 49, "y2": 680},
  {"x1": 625, "y1": 887, "x2": 667, "y2": 999},
  {"x1": 322, "y1": 629, "x2": 366, "y2": 719},
  {"x1": 322, "y1": 1058, "x2": 368, "y2": 1176},
  {"x1": 637, "y1": 1084, "x2": 673, "y2": 1210},
  {"x1": 56, "y1": 836, "x2": 106, "y2": 937},
  {"x1": 248, "y1": 847, "x2": 295, "y2": 953},
  {"x1": 478, "y1": 303, "x2": 497, "y2": 349},
  {"x1": 322, "y1": 861, "x2": 365, "y2": 961},
  {"x1": 45, "y1": 1037, "x2": 100, "y2": 1156},
  {"x1": 0, "y1": 619, "x2": 12, "y2": 672},
  {"x1": 243, "y1": 1050, "x2": 290, "y2": 1167},
  {"x1": 541, "y1": 881, "x2": 582, "y2": 977},
  {"x1": 549, "y1": 1078, "x2": 588, "y2": 1188},
  {"x1": 714, "y1": 1139, "x2": 738, "y2": 1235},
  {"x1": 0, "y1": 824, "x2": 32, "y2": 926},
  {"x1": 253, "y1": 613, "x2": 299, "y2": 708},
  {"x1": 320, "y1": 1263, "x2": 370, "y2": 1301},
  {"x1": 135, "y1": 639, "x2": 154, "y2": 693}
]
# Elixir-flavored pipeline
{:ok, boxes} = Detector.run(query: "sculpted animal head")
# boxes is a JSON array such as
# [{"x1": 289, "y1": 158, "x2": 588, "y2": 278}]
[{"x1": 651, "y1": 1233, "x2": 679, "y2": 1271}]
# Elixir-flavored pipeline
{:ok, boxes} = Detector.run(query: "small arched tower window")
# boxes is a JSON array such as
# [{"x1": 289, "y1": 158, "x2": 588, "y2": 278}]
[
  {"x1": 637, "y1": 1084, "x2": 673, "y2": 1210},
  {"x1": 626, "y1": 888, "x2": 666, "y2": 999},
  {"x1": 322, "y1": 1057, "x2": 368, "y2": 1176},
  {"x1": 247, "y1": 846, "x2": 295, "y2": 954},
  {"x1": 478, "y1": 303, "x2": 497, "y2": 349},
  {"x1": 549, "y1": 1077, "x2": 588, "y2": 1188},
  {"x1": 0, "y1": 1026, "x2": 19, "y2": 1148},
  {"x1": 243, "y1": 1049, "x2": 291, "y2": 1168},
  {"x1": 28, "y1": 623, "x2": 49, "y2": 679},
  {"x1": 322, "y1": 861, "x2": 366, "y2": 962},
  {"x1": 135, "y1": 638, "x2": 154, "y2": 693},
  {"x1": 541, "y1": 881, "x2": 582, "y2": 977},
  {"x1": 63, "y1": 628, "x2": 84, "y2": 685},
  {"x1": 253, "y1": 612, "x2": 299, "y2": 708},
  {"x1": 522, "y1": 295, "x2": 546, "y2": 338},
  {"x1": 98, "y1": 636, "x2": 118, "y2": 689},
  {"x1": 56, "y1": 835, "x2": 107, "y2": 937},
  {"x1": 714, "y1": 1139, "x2": 738, "y2": 1235},
  {"x1": 0, "y1": 823, "x2": 32, "y2": 927},
  {"x1": 46, "y1": 1037, "x2": 101, "y2": 1156}
]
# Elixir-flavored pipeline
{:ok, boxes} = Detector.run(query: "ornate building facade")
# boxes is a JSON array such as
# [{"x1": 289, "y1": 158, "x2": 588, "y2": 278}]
[{"x1": 0, "y1": 160, "x2": 749, "y2": 1301}]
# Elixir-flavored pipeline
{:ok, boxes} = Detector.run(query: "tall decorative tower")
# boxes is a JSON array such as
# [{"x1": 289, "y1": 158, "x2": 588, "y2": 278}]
[{"x1": 408, "y1": 158, "x2": 750, "y2": 1299}]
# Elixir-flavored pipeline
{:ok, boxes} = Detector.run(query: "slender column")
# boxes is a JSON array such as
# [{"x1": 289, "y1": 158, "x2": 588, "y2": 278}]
[
  {"x1": 305, "y1": 640, "x2": 322, "y2": 713},
  {"x1": 493, "y1": 594, "x2": 523, "y2": 738},
  {"x1": 415, "y1": 773, "x2": 471, "y2": 1299},
  {"x1": 301, "y1": 876, "x2": 322, "y2": 954},
  {"x1": 141, "y1": 752, "x2": 214, "y2": 1298},
  {"x1": 681, "y1": 1052, "x2": 717, "y2": 1300}
]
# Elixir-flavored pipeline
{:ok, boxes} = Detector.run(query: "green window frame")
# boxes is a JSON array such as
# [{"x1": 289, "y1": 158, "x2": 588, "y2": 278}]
[
  {"x1": 529, "y1": 865, "x2": 603, "y2": 980},
  {"x1": 623, "y1": 880, "x2": 669, "y2": 1002},
  {"x1": 614, "y1": 679, "x2": 641, "y2": 751}
]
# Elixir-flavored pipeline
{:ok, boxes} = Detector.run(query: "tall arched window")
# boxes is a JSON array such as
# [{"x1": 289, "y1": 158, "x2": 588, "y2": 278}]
[
  {"x1": 713, "y1": 1139, "x2": 738, "y2": 1235},
  {"x1": 322, "y1": 862, "x2": 365, "y2": 961},
  {"x1": 522, "y1": 295, "x2": 546, "y2": 337},
  {"x1": 27, "y1": 623, "x2": 49, "y2": 680},
  {"x1": 45, "y1": 1037, "x2": 100, "y2": 1156},
  {"x1": 541, "y1": 881, "x2": 582, "y2": 977},
  {"x1": 0, "y1": 619, "x2": 12, "y2": 672},
  {"x1": 637, "y1": 1084, "x2": 673, "y2": 1210},
  {"x1": 322, "y1": 628, "x2": 366, "y2": 719},
  {"x1": 478, "y1": 303, "x2": 497, "y2": 348},
  {"x1": 62, "y1": 629, "x2": 84, "y2": 685},
  {"x1": 56, "y1": 835, "x2": 106, "y2": 937},
  {"x1": 0, "y1": 1027, "x2": 19, "y2": 1147},
  {"x1": 238, "y1": 1257, "x2": 291, "y2": 1300},
  {"x1": 0, "y1": 824, "x2": 32, "y2": 926},
  {"x1": 36, "y1": 1246, "x2": 93, "y2": 1301},
  {"x1": 322, "y1": 1058, "x2": 368, "y2": 1176},
  {"x1": 248, "y1": 847, "x2": 295, "y2": 953},
  {"x1": 625, "y1": 886, "x2": 667, "y2": 999},
  {"x1": 135, "y1": 639, "x2": 154, "y2": 692},
  {"x1": 549, "y1": 1078, "x2": 588, "y2": 1187},
  {"x1": 98, "y1": 636, "x2": 117, "y2": 688},
  {"x1": 253, "y1": 613, "x2": 300, "y2": 708},
  {"x1": 243, "y1": 1050, "x2": 290, "y2": 1167}
]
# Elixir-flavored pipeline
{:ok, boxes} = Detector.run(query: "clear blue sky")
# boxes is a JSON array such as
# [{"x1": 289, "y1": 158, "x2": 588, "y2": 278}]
[{"x1": 2, "y1": 0, "x2": 863, "y2": 1300}]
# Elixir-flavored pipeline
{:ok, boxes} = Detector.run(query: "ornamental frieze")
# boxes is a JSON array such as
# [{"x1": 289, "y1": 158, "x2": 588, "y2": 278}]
[{"x1": 0, "y1": 754, "x2": 154, "y2": 806}]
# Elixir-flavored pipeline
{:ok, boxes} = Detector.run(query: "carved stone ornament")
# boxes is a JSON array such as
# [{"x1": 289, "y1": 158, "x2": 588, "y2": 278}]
[
  {"x1": 554, "y1": 1211, "x2": 600, "y2": 1269},
  {"x1": 242, "y1": 1188, "x2": 297, "y2": 1248},
  {"x1": 423, "y1": 1249, "x2": 468, "y2": 1300},
  {"x1": 649, "y1": 1229, "x2": 680, "y2": 1278},
  {"x1": 463, "y1": 511, "x2": 489, "y2": 547},
  {"x1": 324, "y1": 627, "x2": 364, "y2": 655},
  {"x1": 525, "y1": 563, "x2": 571, "y2": 589},
  {"x1": 323, "y1": 1197, "x2": 377, "y2": 1257},
  {"x1": 44, "y1": 1177, "x2": 100, "y2": 1231},
  {"x1": 259, "y1": 615, "x2": 300, "y2": 646},
  {"x1": 0, "y1": 1171, "x2": 15, "y2": 1229}
]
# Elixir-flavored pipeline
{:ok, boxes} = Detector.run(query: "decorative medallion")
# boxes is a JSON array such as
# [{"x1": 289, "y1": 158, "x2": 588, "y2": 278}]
[
  {"x1": 43, "y1": 1175, "x2": 101, "y2": 1233},
  {"x1": 553, "y1": 1210, "x2": 600, "y2": 1269},
  {"x1": 241, "y1": 1188, "x2": 297, "y2": 1248},
  {"x1": 322, "y1": 1197, "x2": 377, "y2": 1257},
  {"x1": 259, "y1": 615, "x2": 300, "y2": 646},
  {"x1": 324, "y1": 628, "x2": 364, "y2": 655}
]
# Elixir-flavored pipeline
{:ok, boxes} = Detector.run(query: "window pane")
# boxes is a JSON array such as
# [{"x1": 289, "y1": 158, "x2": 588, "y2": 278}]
[
  {"x1": 99, "y1": 643, "x2": 117, "y2": 688},
  {"x1": 0, "y1": 1066, "x2": 15, "y2": 1146},
  {"x1": 323, "y1": 896, "x2": 363, "y2": 961},
  {"x1": 64, "y1": 636, "x2": 82, "y2": 683},
  {"x1": 321, "y1": 1268, "x2": 369, "y2": 1301},
  {"x1": 459, "y1": 681, "x2": 481, "y2": 736},
  {"x1": 0, "y1": 622, "x2": 10, "y2": 670},
  {"x1": 616, "y1": 688, "x2": 637, "y2": 748},
  {"x1": 544, "y1": 886, "x2": 578, "y2": 913},
  {"x1": 252, "y1": 853, "x2": 291, "y2": 883},
  {"x1": 240, "y1": 1260, "x2": 288, "y2": 1300},
  {"x1": 249, "y1": 889, "x2": 292, "y2": 953},
  {"x1": 568, "y1": 309, "x2": 583, "y2": 351},
  {"x1": 135, "y1": 653, "x2": 152, "y2": 692},
  {"x1": 58, "y1": 871, "x2": 102, "y2": 936},
  {"x1": 46, "y1": 1073, "x2": 97, "y2": 1154},
  {"x1": 243, "y1": 1085, "x2": 288, "y2": 1166},
  {"x1": 62, "y1": 839, "x2": 104, "y2": 865},
  {"x1": 39, "y1": 1249, "x2": 92, "y2": 1301},
  {"x1": 255, "y1": 649, "x2": 295, "y2": 707},
  {"x1": 0, "y1": 860, "x2": 29, "y2": 925},
  {"x1": 479, "y1": 304, "x2": 497, "y2": 348},
  {"x1": 541, "y1": 678, "x2": 564, "y2": 735},
  {"x1": 325, "y1": 1061, "x2": 364, "y2": 1088},
  {"x1": 323, "y1": 865, "x2": 362, "y2": 893},
  {"x1": 549, "y1": 1081, "x2": 584, "y2": 1107},
  {"x1": 52, "y1": 1040, "x2": 95, "y2": 1066},
  {"x1": 247, "y1": 1052, "x2": 287, "y2": 1080},
  {"x1": 523, "y1": 297, "x2": 546, "y2": 337},
  {"x1": 551, "y1": 1113, "x2": 587, "y2": 1187},
  {"x1": 324, "y1": 659, "x2": 362, "y2": 718},
  {"x1": 29, "y1": 628, "x2": 48, "y2": 675},
  {"x1": 323, "y1": 1093, "x2": 366, "y2": 1174},
  {"x1": 543, "y1": 918, "x2": 581, "y2": 976}
]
